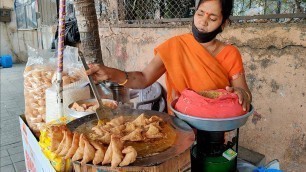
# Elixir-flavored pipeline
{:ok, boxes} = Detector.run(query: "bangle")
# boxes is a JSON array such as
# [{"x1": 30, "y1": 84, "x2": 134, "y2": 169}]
[{"x1": 118, "y1": 71, "x2": 129, "y2": 86}]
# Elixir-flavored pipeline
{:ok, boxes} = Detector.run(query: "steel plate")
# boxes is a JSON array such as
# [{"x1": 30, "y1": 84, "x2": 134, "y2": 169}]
[
  {"x1": 170, "y1": 99, "x2": 254, "y2": 131},
  {"x1": 66, "y1": 108, "x2": 195, "y2": 167}
]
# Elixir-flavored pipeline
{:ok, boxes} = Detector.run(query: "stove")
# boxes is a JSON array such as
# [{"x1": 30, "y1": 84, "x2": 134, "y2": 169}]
[{"x1": 170, "y1": 99, "x2": 254, "y2": 172}]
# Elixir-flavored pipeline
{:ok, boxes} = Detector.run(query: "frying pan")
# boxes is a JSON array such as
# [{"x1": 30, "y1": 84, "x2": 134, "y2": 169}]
[{"x1": 66, "y1": 108, "x2": 195, "y2": 166}]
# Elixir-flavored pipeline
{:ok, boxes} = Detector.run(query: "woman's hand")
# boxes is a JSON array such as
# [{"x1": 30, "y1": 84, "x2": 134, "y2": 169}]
[
  {"x1": 226, "y1": 86, "x2": 251, "y2": 112},
  {"x1": 86, "y1": 63, "x2": 112, "y2": 83}
]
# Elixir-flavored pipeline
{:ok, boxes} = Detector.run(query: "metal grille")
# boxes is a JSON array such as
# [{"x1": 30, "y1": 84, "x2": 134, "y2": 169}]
[
  {"x1": 232, "y1": 0, "x2": 306, "y2": 22},
  {"x1": 112, "y1": 0, "x2": 305, "y2": 26},
  {"x1": 233, "y1": 0, "x2": 305, "y2": 16},
  {"x1": 117, "y1": 0, "x2": 195, "y2": 21}
]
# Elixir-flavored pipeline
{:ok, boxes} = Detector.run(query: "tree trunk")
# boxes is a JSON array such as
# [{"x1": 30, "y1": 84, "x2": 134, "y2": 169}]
[{"x1": 73, "y1": 0, "x2": 103, "y2": 64}]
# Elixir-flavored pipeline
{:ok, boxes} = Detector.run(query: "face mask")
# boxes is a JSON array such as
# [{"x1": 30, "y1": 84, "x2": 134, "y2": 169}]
[{"x1": 192, "y1": 22, "x2": 222, "y2": 43}]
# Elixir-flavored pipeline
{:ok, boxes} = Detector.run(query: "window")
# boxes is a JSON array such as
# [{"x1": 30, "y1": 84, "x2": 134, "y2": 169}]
[{"x1": 15, "y1": 0, "x2": 38, "y2": 29}]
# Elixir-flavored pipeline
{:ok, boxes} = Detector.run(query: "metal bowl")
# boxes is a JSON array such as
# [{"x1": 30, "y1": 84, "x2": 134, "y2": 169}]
[
  {"x1": 170, "y1": 99, "x2": 254, "y2": 131},
  {"x1": 67, "y1": 99, "x2": 117, "y2": 118}
]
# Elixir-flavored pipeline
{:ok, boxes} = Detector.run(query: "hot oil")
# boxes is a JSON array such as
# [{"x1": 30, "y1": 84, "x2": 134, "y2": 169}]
[
  {"x1": 126, "y1": 122, "x2": 177, "y2": 157},
  {"x1": 74, "y1": 115, "x2": 177, "y2": 157}
]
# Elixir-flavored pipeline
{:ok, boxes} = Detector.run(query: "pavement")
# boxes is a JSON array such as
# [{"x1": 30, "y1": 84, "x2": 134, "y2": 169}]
[{"x1": 1, "y1": 63, "x2": 27, "y2": 172}]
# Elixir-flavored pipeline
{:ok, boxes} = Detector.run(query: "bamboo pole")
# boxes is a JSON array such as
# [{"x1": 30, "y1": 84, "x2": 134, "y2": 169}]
[{"x1": 56, "y1": 0, "x2": 66, "y2": 117}]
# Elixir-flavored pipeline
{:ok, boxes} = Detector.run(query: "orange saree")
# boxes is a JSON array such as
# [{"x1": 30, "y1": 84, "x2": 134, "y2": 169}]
[{"x1": 154, "y1": 33, "x2": 244, "y2": 106}]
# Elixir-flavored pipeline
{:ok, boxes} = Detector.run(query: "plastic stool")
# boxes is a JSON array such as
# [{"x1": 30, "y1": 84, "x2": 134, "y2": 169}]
[{"x1": 133, "y1": 82, "x2": 166, "y2": 112}]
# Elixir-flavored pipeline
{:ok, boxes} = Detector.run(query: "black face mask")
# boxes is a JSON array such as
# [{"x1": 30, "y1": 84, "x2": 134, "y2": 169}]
[{"x1": 192, "y1": 22, "x2": 222, "y2": 43}]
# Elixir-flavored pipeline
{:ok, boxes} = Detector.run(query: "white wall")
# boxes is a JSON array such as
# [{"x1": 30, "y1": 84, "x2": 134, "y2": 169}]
[{"x1": 0, "y1": 0, "x2": 40, "y2": 62}]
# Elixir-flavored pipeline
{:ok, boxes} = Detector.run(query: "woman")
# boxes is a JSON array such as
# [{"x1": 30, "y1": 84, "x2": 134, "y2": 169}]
[{"x1": 87, "y1": 0, "x2": 252, "y2": 112}]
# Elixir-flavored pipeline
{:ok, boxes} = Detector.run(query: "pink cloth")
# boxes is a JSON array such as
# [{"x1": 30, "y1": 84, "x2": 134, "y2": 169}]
[{"x1": 175, "y1": 89, "x2": 245, "y2": 118}]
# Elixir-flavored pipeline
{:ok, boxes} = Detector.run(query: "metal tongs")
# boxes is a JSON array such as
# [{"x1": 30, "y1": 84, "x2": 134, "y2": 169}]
[{"x1": 79, "y1": 52, "x2": 113, "y2": 120}]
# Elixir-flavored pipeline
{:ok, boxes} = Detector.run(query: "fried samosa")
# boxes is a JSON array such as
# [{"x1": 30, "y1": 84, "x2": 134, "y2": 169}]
[
  {"x1": 108, "y1": 116, "x2": 125, "y2": 126},
  {"x1": 65, "y1": 133, "x2": 80, "y2": 159},
  {"x1": 148, "y1": 116, "x2": 163, "y2": 123},
  {"x1": 121, "y1": 128, "x2": 143, "y2": 141},
  {"x1": 81, "y1": 136, "x2": 96, "y2": 165},
  {"x1": 123, "y1": 122, "x2": 136, "y2": 134},
  {"x1": 92, "y1": 125, "x2": 105, "y2": 135},
  {"x1": 145, "y1": 123, "x2": 164, "y2": 139},
  {"x1": 100, "y1": 132, "x2": 111, "y2": 144},
  {"x1": 110, "y1": 135, "x2": 124, "y2": 168},
  {"x1": 58, "y1": 130, "x2": 73, "y2": 156},
  {"x1": 119, "y1": 146, "x2": 137, "y2": 167},
  {"x1": 91, "y1": 141, "x2": 106, "y2": 165},
  {"x1": 132, "y1": 113, "x2": 147, "y2": 127},
  {"x1": 54, "y1": 130, "x2": 67, "y2": 154},
  {"x1": 102, "y1": 140, "x2": 113, "y2": 165},
  {"x1": 50, "y1": 125, "x2": 66, "y2": 152},
  {"x1": 72, "y1": 134, "x2": 85, "y2": 161}
]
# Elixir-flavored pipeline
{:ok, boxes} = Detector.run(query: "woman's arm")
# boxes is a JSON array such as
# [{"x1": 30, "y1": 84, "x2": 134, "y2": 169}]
[
  {"x1": 226, "y1": 74, "x2": 252, "y2": 112},
  {"x1": 86, "y1": 54, "x2": 166, "y2": 89}
]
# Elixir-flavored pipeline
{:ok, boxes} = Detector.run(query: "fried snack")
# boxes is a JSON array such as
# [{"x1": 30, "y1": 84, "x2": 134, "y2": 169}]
[
  {"x1": 109, "y1": 125, "x2": 126, "y2": 136},
  {"x1": 123, "y1": 122, "x2": 136, "y2": 134},
  {"x1": 132, "y1": 113, "x2": 147, "y2": 127},
  {"x1": 72, "y1": 134, "x2": 85, "y2": 161},
  {"x1": 58, "y1": 130, "x2": 73, "y2": 156},
  {"x1": 81, "y1": 136, "x2": 96, "y2": 165},
  {"x1": 100, "y1": 132, "x2": 111, "y2": 144},
  {"x1": 50, "y1": 125, "x2": 67, "y2": 152},
  {"x1": 65, "y1": 133, "x2": 80, "y2": 159},
  {"x1": 51, "y1": 72, "x2": 80, "y2": 86},
  {"x1": 148, "y1": 116, "x2": 163, "y2": 123},
  {"x1": 102, "y1": 135, "x2": 124, "y2": 168},
  {"x1": 144, "y1": 122, "x2": 162, "y2": 131},
  {"x1": 71, "y1": 100, "x2": 117, "y2": 112},
  {"x1": 119, "y1": 146, "x2": 137, "y2": 167},
  {"x1": 121, "y1": 128, "x2": 144, "y2": 142},
  {"x1": 24, "y1": 66, "x2": 54, "y2": 136},
  {"x1": 62, "y1": 76, "x2": 71, "y2": 86},
  {"x1": 92, "y1": 125, "x2": 105, "y2": 136},
  {"x1": 102, "y1": 139, "x2": 113, "y2": 165},
  {"x1": 110, "y1": 135, "x2": 124, "y2": 168},
  {"x1": 54, "y1": 131, "x2": 67, "y2": 154},
  {"x1": 100, "y1": 124, "x2": 113, "y2": 133},
  {"x1": 91, "y1": 141, "x2": 106, "y2": 165},
  {"x1": 145, "y1": 124, "x2": 164, "y2": 139},
  {"x1": 108, "y1": 116, "x2": 125, "y2": 126}
]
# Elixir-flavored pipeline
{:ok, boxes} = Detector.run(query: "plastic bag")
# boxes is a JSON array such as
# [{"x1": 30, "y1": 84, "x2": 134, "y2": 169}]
[
  {"x1": 46, "y1": 46, "x2": 90, "y2": 122},
  {"x1": 24, "y1": 46, "x2": 88, "y2": 136},
  {"x1": 237, "y1": 158, "x2": 257, "y2": 172},
  {"x1": 51, "y1": 46, "x2": 88, "y2": 89},
  {"x1": 39, "y1": 118, "x2": 73, "y2": 172},
  {"x1": 52, "y1": 13, "x2": 80, "y2": 49},
  {"x1": 24, "y1": 46, "x2": 57, "y2": 136},
  {"x1": 175, "y1": 89, "x2": 245, "y2": 118}
]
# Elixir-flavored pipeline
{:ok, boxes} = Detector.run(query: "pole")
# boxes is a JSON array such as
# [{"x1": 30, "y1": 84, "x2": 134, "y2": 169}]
[{"x1": 56, "y1": 0, "x2": 66, "y2": 117}]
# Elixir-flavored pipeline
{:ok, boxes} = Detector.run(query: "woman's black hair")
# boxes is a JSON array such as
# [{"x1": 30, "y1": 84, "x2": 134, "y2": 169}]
[{"x1": 197, "y1": 0, "x2": 233, "y2": 24}]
